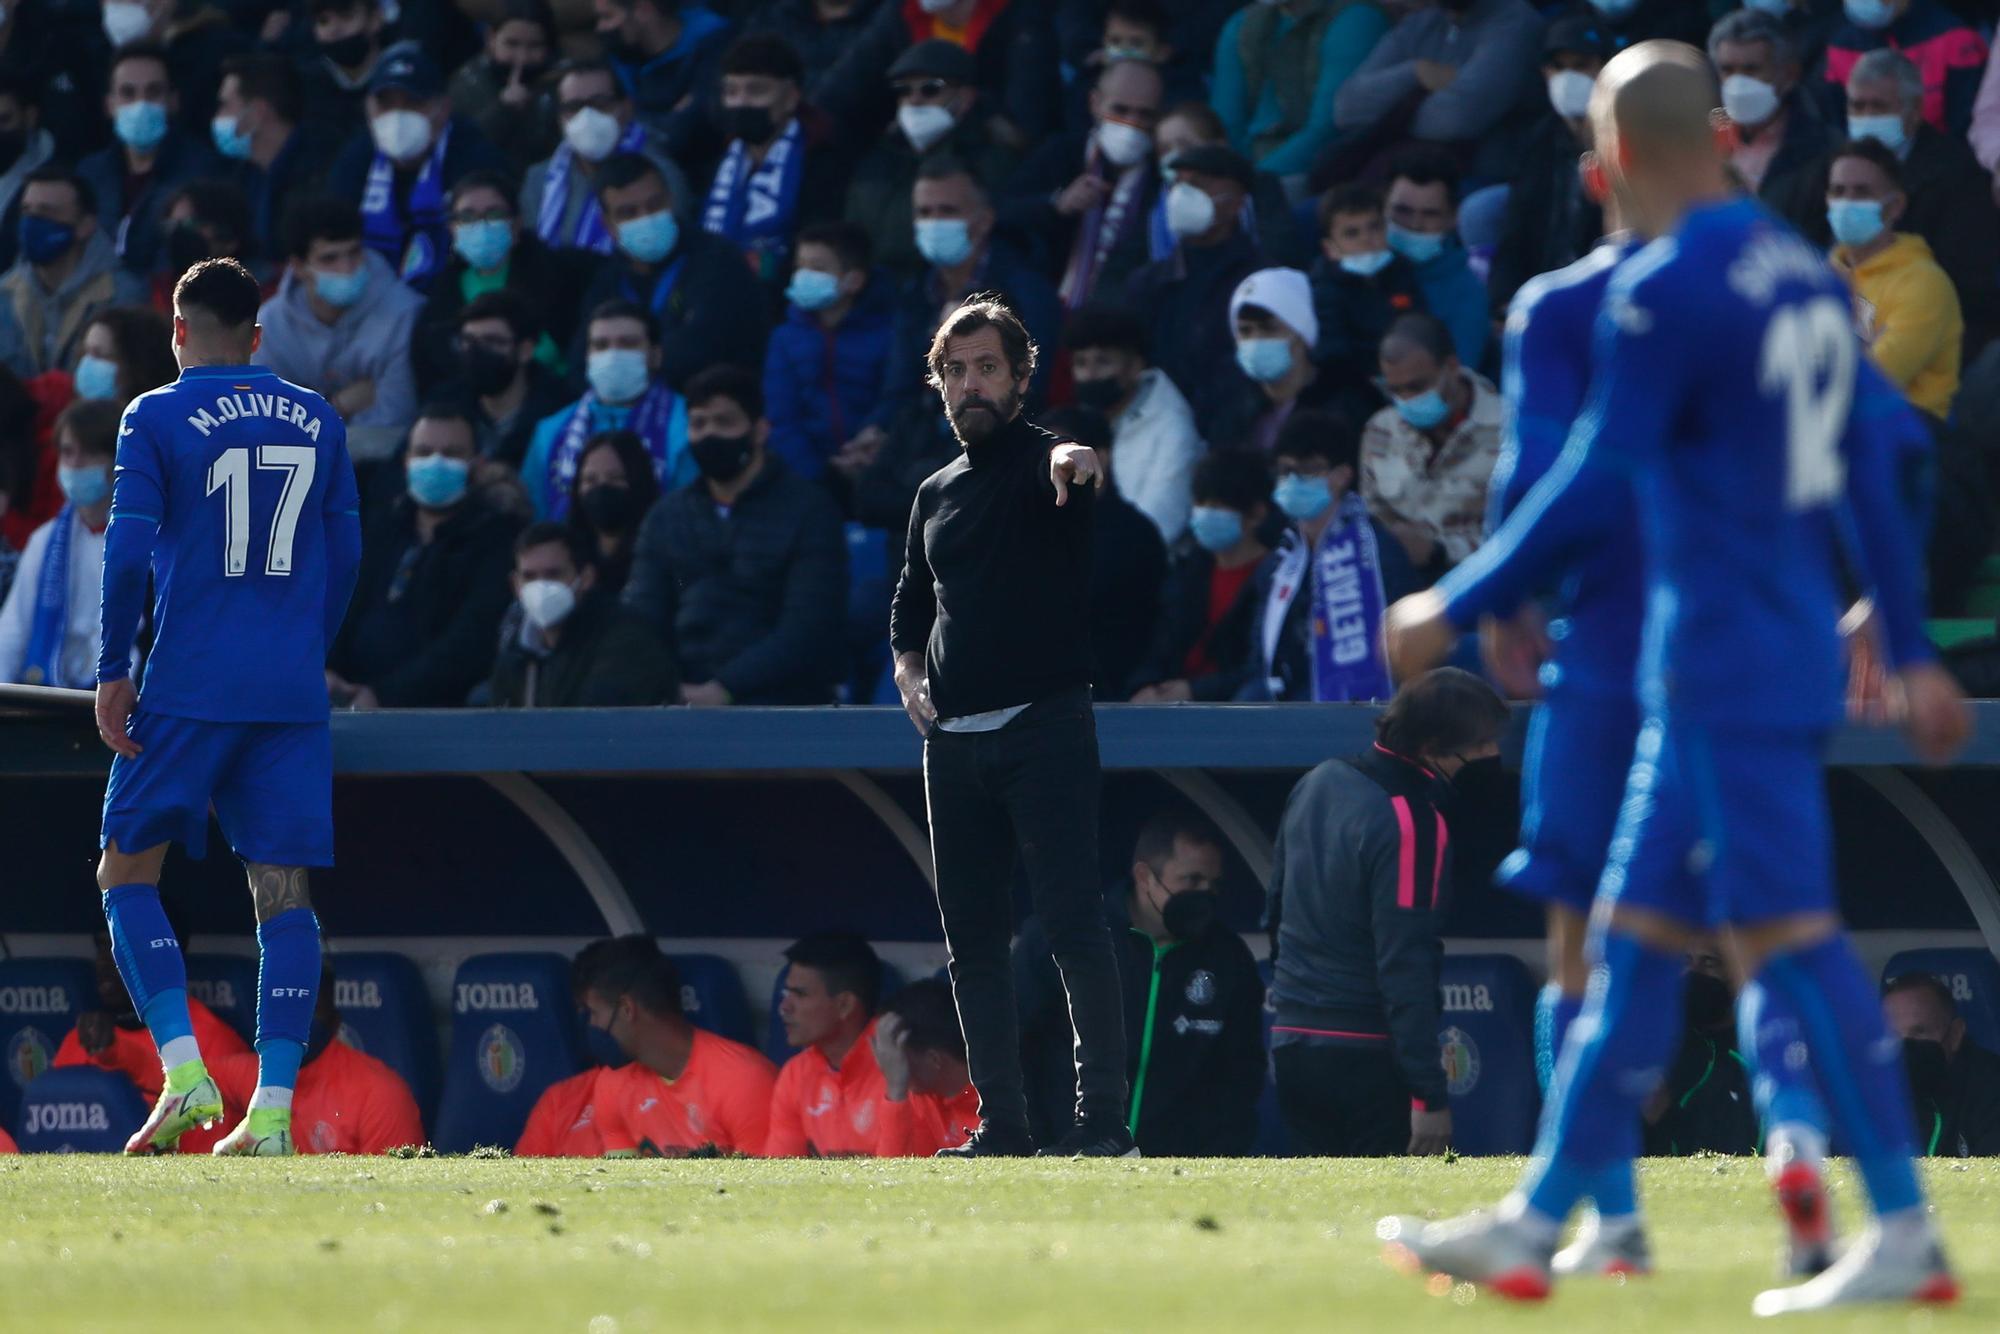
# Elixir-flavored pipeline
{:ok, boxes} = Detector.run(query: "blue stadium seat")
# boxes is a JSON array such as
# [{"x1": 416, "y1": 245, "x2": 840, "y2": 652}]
[
  {"x1": 1438, "y1": 954, "x2": 1540, "y2": 1156},
  {"x1": 17, "y1": 1066, "x2": 148, "y2": 1153},
  {"x1": 669, "y1": 953, "x2": 755, "y2": 1046},
  {"x1": 0, "y1": 958, "x2": 94, "y2": 1137},
  {"x1": 328, "y1": 952, "x2": 441, "y2": 1123},
  {"x1": 433, "y1": 953, "x2": 587, "y2": 1153},
  {"x1": 1882, "y1": 948, "x2": 2000, "y2": 1052},
  {"x1": 764, "y1": 960, "x2": 906, "y2": 1065},
  {"x1": 1253, "y1": 957, "x2": 1286, "y2": 1156},
  {"x1": 184, "y1": 953, "x2": 258, "y2": 1041}
]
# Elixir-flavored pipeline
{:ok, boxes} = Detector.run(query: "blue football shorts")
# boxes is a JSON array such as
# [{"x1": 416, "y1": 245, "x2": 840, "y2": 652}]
[
  {"x1": 1500, "y1": 691, "x2": 1643, "y2": 916},
  {"x1": 100, "y1": 711, "x2": 334, "y2": 867}
]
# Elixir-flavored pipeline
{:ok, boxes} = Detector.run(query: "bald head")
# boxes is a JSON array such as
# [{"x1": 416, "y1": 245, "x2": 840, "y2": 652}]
[
  {"x1": 1591, "y1": 40, "x2": 1722, "y2": 155},
  {"x1": 1093, "y1": 58, "x2": 1164, "y2": 131}
]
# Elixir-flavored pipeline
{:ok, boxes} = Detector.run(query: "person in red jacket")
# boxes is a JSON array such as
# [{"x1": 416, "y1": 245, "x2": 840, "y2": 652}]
[
  {"x1": 0, "y1": 1124, "x2": 17, "y2": 1154},
  {"x1": 207, "y1": 961, "x2": 424, "y2": 1155},
  {"x1": 515, "y1": 1068, "x2": 605, "y2": 1157},
  {"x1": 872, "y1": 979, "x2": 980, "y2": 1156},
  {"x1": 53, "y1": 928, "x2": 250, "y2": 1153},
  {"x1": 765, "y1": 932, "x2": 892, "y2": 1157}
]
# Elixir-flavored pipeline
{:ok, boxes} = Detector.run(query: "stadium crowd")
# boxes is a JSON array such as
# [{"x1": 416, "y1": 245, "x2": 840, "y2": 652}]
[{"x1": 6, "y1": 0, "x2": 2000, "y2": 704}]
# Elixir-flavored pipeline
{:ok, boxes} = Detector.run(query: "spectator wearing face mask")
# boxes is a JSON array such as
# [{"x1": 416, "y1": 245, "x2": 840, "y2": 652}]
[
  {"x1": 0, "y1": 399, "x2": 126, "y2": 687},
  {"x1": 1209, "y1": 266, "x2": 1347, "y2": 455},
  {"x1": 1360, "y1": 311, "x2": 1502, "y2": 578},
  {"x1": 1063, "y1": 303, "x2": 1203, "y2": 543},
  {"x1": 1824, "y1": 0, "x2": 1987, "y2": 138},
  {"x1": 1148, "y1": 101, "x2": 1309, "y2": 269},
  {"x1": 589, "y1": 0, "x2": 734, "y2": 170},
  {"x1": 447, "y1": 0, "x2": 560, "y2": 178},
  {"x1": 1884, "y1": 971, "x2": 2000, "y2": 1157},
  {"x1": 1309, "y1": 185, "x2": 1427, "y2": 424},
  {"x1": 763, "y1": 221, "x2": 895, "y2": 486},
  {"x1": 1122, "y1": 143, "x2": 1266, "y2": 435},
  {"x1": 524, "y1": 300, "x2": 691, "y2": 520},
  {"x1": 1212, "y1": 0, "x2": 1391, "y2": 180},
  {"x1": 487, "y1": 520, "x2": 676, "y2": 707},
  {"x1": 211, "y1": 54, "x2": 342, "y2": 265},
  {"x1": 0, "y1": 168, "x2": 148, "y2": 379},
  {"x1": 298, "y1": 0, "x2": 392, "y2": 142},
  {"x1": 1379, "y1": 150, "x2": 1487, "y2": 372},
  {"x1": 253, "y1": 195, "x2": 421, "y2": 461},
  {"x1": 77, "y1": 43, "x2": 223, "y2": 279},
  {"x1": 1063, "y1": 1, "x2": 1208, "y2": 132},
  {"x1": 324, "y1": 45, "x2": 509, "y2": 293},
  {"x1": 623, "y1": 365, "x2": 847, "y2": 706},
  {"x1": 1128, "y1": 449, "x2": 1271, "y2": 703},
  {"x1": 816, "y1": 0, "x2": 1060, "y2": 148},
  {"x1": 1711, "y1": 11, "x2": 1834, "y2": 212},
  {"x1": 67, "y1": 305, "x2": 177, "y2": 410},
  {"x1": 414, "y1": 172, "x2": 580, "y2": 397},
  {"x1": 1487, "y1": 17, "x2": 1608, "y2": 317},
  {"x1": 95, "y1": 0, "x2": 247, "y2": 135},
  {"x1": 521, "y1": 59, "x2": 695, "y2": 260},
  {"x1": 999, "y1": 58, "x2": 1167, "y2": 311},
  {"x1": 1641, "y1": 939, "x2": 1760, "y2": 1157},
  {"x1": 841, "y1": 42, "x2": 1022, "y2": 277},
  {"x1": 442, "y1": 291, "x2": 571, "y2": 468},
  {"x1": 1828, "y1": 136, "x2": 1962, "y2": 420},
  {"x1": 562, "y1": 428, "x2": 661, "y2": 597},
  {"x1": 1245, "y1": 410, "x2": 1415, "y2": 703},
  {"x1": 326, "y1": 404, "x2": 524, "y2": 710},
  {"x1": 569, "y1": 153, "x2": 770, "y2": 390},
  {"x1": 1015, "y1": 809, "x2": 1264, "y2": 1157}
]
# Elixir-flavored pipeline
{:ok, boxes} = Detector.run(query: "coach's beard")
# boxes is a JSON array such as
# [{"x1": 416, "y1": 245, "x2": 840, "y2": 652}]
[{"x1": 947, "y1": 387, "x2": 1020, "y2": 446}]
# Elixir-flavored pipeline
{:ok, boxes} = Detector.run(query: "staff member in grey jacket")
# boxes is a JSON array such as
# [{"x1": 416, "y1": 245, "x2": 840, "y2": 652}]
[
  {"x1": 1266, "y1": 667, "x2": 1508, "y2": 1155},
  {"x1": 889, "y1": 293, "x2": 1131, "y2": 1158}
]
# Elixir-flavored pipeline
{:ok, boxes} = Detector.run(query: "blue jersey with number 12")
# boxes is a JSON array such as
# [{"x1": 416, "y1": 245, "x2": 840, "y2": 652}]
[
  {"x1": 105, "y1": 365, "x2": 358, "y2": 722},
  {"x1": 1440, "y1": 198, "x2": 1932, "y2": 731}
]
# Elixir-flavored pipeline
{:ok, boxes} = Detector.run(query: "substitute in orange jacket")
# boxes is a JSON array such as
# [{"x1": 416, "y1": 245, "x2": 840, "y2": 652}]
[
  {"x1": 208, "y1": 961, "x2": 424, "y2": 1154},
  {"x1": 872, "y1": 979, "x2": 981, "y2": 1156},
  {"x1": 577, "y1": 936, "x2": 775, "y2": 1157},
  {"x1": 765, "y1": 932, "x2": 895, "y2": 1157},
  {"x1": 516, "y1": 1068, "x2": 605, "y2": 1157}
]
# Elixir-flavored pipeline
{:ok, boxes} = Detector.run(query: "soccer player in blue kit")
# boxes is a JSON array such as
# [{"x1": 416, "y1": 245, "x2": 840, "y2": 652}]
[
  {"x1": 1376, "y1": 43, "x2": 1970, "y2": 1313},
  {"x1": 93, "y1": 258, "x2": 361, "y2": 1157}
]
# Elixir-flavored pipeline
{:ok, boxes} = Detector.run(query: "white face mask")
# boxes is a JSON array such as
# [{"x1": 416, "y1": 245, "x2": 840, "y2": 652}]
[
  {"x1": 1546, "y1": 70, "x2": 1595, "y2": 119},
  {"x1": 371, "y1": 109, "x2": 434, "y2": 162},
  {"x1": 101, "y1": 1, "x2": 152, "y2": 47},
  {"x1": 1163, "y1": 180, "x2": 1217, "y2": 237},
  {"x1": 1096, "y1": 119, "x2": 1152, "y2": 169},
  {"x1": 563, "y1": 105, "x2": 623, "y2": 162},
  {"x1": 898, "y1": 103, "x2": 956, "y2": 152},
  {"x1": 519, "y1": 578, "x2": 578, "y2": 630},
  {"x1": 1720, "y1": 74, "x2": 1781, "y2": 128}
]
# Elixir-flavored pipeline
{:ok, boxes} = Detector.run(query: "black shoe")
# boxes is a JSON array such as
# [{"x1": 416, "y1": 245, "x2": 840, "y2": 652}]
[
  {"x1": 934, "y1": 1122, "x2": 1036, "y2": 1158},
  {"x1": 1036, "y1": 1120, "x2": 1141, "y2": 1158}
]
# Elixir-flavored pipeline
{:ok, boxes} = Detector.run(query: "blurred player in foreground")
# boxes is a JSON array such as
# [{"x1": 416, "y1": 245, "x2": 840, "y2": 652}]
[
  {"x1": 1376, "y1": 41, "x2": 1970, "y2": 1313},
  {"x1": 94, "y1": 258, "x2": 361, "y2": 1156}
]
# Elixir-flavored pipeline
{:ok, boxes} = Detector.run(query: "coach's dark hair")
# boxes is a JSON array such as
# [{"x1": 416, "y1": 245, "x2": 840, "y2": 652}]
[
  {"x1": 1884, "y1": 971, "x2": 1959, "y2": 1017},
  {"x1": 1832, "y1": 136, "x2": 1906, "y2": 192},
  {"x1": 1273, "y1": 408, "x2": 1359, "y2": 476},
  {"x1": 587, "y1": 298, "x2": 657, "y2": 343},
  {"x1": 89, "y1": 305, "x2": 178, "y2": 403},
  {"x1": 283, "y1": 195, "x2": 363, "y2": 261},
  {"x1": 459, "y1": 289, "x2": 540, "y2": 344},
  {"x1": 1383, "y1": 311, "x2": 1456, "y2": 365},
  {"x1": 1134, "y1": 806, "x2": 1222, "y2": 869},
  {"x1": 222, "y1": 52, "x2": 303, "y2": 124},
  {"x1": 797, "y1": 219, "x2": 873, "y2": 274},
  {"x1": 783, "y1": 932, "x2": 884, "y2": 1014},
  {"x1": 926, "y1": 293, "x2": 1038, "y2": 390},
  {"x1": 685, "y1": 364, "x2": 763, "y2": 421},
  {"x1": 882, "y1": 979, "x2": 964, "y2": 1059},
  {"x1": 573, "y1": 934, "x2": 683, "y2": 1017},
  {"x1": 1376, "y1": 667, "x2": 1510, "y2": 760},
  {"x1": 594, "y1": 151, "x2": 668, "y2": 203},
  {"x1": 1191, "y1": 448, "x2": 1272, "y2": 512},
  {"x1": 173, "y1": 258, "x2": 263, "y2": 330},
  {"x1": 514, "y1": 519, "x2": 593, "y2": 568},
  {"x1": 56, "y1": 398, "x2": 122, "y2": 460},
  {"x1": 1063, "y1": 302, "x2": 1149, "y2": 359},
  {"x1": 25, "y1": 165, "x2": 94, "y2": 219},
  {"x1": 1317, "y1": 183, "x2": 1384, "y2": 236},
  {"x1": 722, "y1": 32, "x2": 804, "y2": 84}
]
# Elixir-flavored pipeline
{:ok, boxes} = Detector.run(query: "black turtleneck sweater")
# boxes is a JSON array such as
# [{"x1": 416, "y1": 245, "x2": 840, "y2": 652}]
[{"x1": 890, "y1": 413, "x2": 1095, "y2": 719}]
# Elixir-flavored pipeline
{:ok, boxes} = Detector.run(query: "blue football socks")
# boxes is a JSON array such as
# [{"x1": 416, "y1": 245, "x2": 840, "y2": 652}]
[
  {"x1": 102, "y1": 884, "x2": 201, "y2": 1075},
  {"x1": 252, "y1": 907, "x2": 321, "y2": 1106}
]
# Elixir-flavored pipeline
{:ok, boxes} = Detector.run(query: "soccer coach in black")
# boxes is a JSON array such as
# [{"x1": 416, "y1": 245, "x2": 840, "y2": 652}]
[{"x1": 889, "y1": 293, "x2": 1133, "y2": 1159}]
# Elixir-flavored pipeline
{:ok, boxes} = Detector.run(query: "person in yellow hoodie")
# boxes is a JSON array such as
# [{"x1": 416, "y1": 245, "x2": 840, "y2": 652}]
[{"x1": 1827, "y1": 137, "x2": 1961, "y2": 420}]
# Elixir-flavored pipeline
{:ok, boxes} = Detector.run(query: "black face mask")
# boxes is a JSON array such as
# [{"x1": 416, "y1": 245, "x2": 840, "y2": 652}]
[
  {"x1": 1072, "y1": 376, "x2": 1125, "y2": 413},
  {"x1": 0, "y1": 128, "x2": 24, "y2": 175},
  {"x1": 1682, "y1": 971, "x2": 1734, "y2": 1032},
  {"x1": 579, "y1": 482, "x2": 639, "y2": 531},
  {"x1": 459, "y1": 341, "x2": 519, "y2": 397},
  {"x1": 690, "y1": 432, "x2": 755, "y2": 483},
  {"x1": 723, "y1": 104, "x2": 776, "y2": 145},
  {"x1": 1903, "y1": 1037, "x2": 1951, "y2": 1100},
  {"x1": 164, "y1": 222, "x2": 215, "y2": 277},
  {"x1": 319, "y1": 32, "x2": 375, "y2": 70},
  {"x1": 1161, "y1": 889, "x2": 1219, "y2": 943}
]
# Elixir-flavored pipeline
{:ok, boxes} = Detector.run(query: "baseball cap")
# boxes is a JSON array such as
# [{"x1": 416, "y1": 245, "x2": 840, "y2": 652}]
[
  {"x1": 889, "y1": 40, "x2": 976, "y2": 86},
  {"x1": 370, "y1": 43, "x2": 445, "y2": 99},
  {"x1": 1543, "y1": 16, "x2": 1611, "y2": 61},
  {"x1": 1167, "y1": 143, "x2": 1255, "y2": 189}
]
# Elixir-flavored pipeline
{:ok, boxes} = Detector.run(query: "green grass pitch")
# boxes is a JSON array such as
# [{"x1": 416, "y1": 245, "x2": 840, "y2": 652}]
[{"x1": 2, "y1": 1155, "x2": 1997, "y2": 1331}]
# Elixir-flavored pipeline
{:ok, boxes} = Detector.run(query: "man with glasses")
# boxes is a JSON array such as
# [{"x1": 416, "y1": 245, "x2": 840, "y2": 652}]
[
  {"x1": 445, "y1": 291, "x2": 571, "y2": 467},
  {"x1": 520, "y1": 59, "x2": 694, "y2": 259}
]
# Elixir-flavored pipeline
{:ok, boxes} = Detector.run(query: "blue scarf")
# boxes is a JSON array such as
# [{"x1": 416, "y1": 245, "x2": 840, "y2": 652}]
[
  {"x1": 545, "y1": 383, "x2": 680, "y2": 520},
  {"x1": 361, "y1": 122, "x2": 451, "y2": 289},
  {"x1": 700, "y1": 118, "x2": 806, "y2": 283},
  {"x1": 1308, "y1": 494, "x2": 1392, "y2": 702},
  {"x1": 536, "y1": 121, "x2": 646, "y2": 254},
  {"x1": 22, "y1": 505, "x2": 75, "y2": 687}
]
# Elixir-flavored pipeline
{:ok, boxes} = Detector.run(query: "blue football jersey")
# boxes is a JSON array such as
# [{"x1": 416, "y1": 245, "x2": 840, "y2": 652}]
[
  {"x1": 105, "y1": 365, "x2": 358, "y2": 722},
  {"x1": 1482, "y1": 237, "x2": 1643, "y2": 701},
  {"x1": 1443, "y1": 198, "x2": 1932, "y2": 731}
]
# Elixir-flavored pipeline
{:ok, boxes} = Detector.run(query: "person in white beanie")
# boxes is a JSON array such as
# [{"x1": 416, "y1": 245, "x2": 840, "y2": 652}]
[{"x1": 1208, "y1": 264, "x2": 1348, "y2": 453}]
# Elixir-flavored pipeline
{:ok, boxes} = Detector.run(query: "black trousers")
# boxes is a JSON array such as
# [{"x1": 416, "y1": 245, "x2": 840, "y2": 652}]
[
  {"x1": 922, "y1": 691, "x2": 1128, "y2": 1133},
  {"x1": 1273, "y1": 1043, "x2": 1409, "y2": 1156}
]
